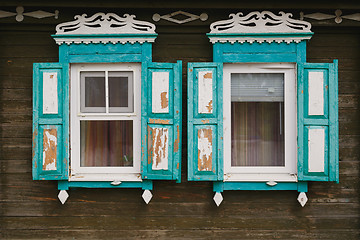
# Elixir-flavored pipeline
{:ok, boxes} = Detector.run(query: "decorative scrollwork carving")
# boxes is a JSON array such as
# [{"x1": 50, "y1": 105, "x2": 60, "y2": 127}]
[
  {"x1": 55, "y1": 13, "x2": 156, "y2": 35},
  {"x1": 210, "y1": 11, "x2": 311, "y2": 34}
]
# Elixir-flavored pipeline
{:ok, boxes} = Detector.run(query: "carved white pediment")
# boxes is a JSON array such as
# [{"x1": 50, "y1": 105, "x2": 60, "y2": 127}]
[
  {"x1": 210, "y1": 11, "x2": 311, "y2": 34},
  {"x1": 208, "y1": 11, "x2": 313, "y2": 44},
  {"x1": 53, "y1": 13, "x2": 157, "y2": 45}
]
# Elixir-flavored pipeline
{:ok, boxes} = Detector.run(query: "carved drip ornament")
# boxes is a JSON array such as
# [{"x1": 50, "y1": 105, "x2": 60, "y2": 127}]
[
  {"x1": 208, "y1": 11, "x2": 313, "y2": 44},
  {"x1": 300, "y1": 9, "x2": 360, "y2": 24},
  {"x1": 153, "y1": 11, "x2": 208, "y2": 24},
  {"x1": 53, "y1": 13, "x2": 157, "y2": 45},
  {"x1": 0, "y1": 6, "x2": 59, "y2": 22}
]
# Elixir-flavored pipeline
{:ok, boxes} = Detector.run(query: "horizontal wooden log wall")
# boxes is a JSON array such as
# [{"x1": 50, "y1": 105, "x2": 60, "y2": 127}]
[{"x1": 1, "y1": 5, "x2": 360, "y2": 239}]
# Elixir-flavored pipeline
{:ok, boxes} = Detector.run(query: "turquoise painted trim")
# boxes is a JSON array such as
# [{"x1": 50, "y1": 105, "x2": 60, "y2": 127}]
[
  {"x1": 33, "y1": 63, "x2": 69, "y2": 180},
  {"x1": 213, "y1": 181, "x2": 308, "y2": 192},
  {"x1": 329, "y1": 60, "x2": 339, "y2": 183},
  {"x1": 147, "y1": 119, "x2": 174, "y2": 125},
  {"x1": 141, "y1": 42, "x2": 153, "y2": 62},
  {"x1": 221, "y1": 41, "x2": 297, "y2": 53},
  {"x1": 68, "y1": 43, "x2": 142, "y2": 54},
  {"x1": 192, "y1": 119, "x2": 218, "y2": 125},
  {"x1": 141, "y1": 61, "x2": 182, "y2": 182},
  {"x1": 223, "y1": 53, "x2": 297, "y2": 63},
  {"x1": 52, "y1": 33, "x2": 158, "y2": 38},
  {"x1": 59, "y1": 42, "x2": 152, "y2": 64},
  {"x1": 213, "y1": 181, "x2": 224, "y2": 192},
  {"x1": 59, "y1": 44, "x2": 69, "y2": 63},
  {"x1": 187, "y1": 62, "x2": 223, "y2": 181},
  {"x1": 174, "y1": 60, "x2": 182, "y2": 183},
  {"x1": 304, "y1": 119, "x2": 329, "y2": 126},
  {"x1": 297, "y1": 61, "x2": 339, "y2": 182},
  {"x1": 213, "y1": 41, "x2": 307, "y2": 63},
  {"x1": 58, "y1": 180, "x2": 153, "y2": 190},
  {"x1": 68, "y1": 54, "x2": 142, "y2": 63},
  {"x1": 213, "y1": 44, "x2": 222, "y2": 62},
  {"x1": 39, "y1": 118, "x2": 63, "y2": 125},
  {"x1": 297, "y1": 63, "x2": 305, "y2": 181},
  {"x1": 296, "y1": 41, "x2": 307, "y2": 63},
  {"x1": 141, "y1": 61, "x2": 148, "y2": 181},
  {"x1": 297, "y1": 182, "x2": 308, "y2": 192}
]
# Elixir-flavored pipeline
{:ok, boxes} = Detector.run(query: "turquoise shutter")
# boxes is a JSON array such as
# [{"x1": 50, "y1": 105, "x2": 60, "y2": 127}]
[
  {"x1": 188, "y1": 63, "x2": 223, "y2": 181},
  {"x1": 298, "y1": 60, "x2": 339, "y2": 182},
  {"x1": 33, "y1": 63, "x2": 69, "y2": 180},
  {"x1": 141, "y1": 61, "x2": 182, "y2": 183}
]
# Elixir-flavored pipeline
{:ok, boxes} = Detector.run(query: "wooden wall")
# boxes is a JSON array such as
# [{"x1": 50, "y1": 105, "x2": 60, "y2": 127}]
[{"x1": 1, "y1": 4, "x2": 360, "y2": 239}]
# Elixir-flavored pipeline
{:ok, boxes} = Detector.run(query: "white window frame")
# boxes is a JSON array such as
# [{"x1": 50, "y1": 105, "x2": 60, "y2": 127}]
[
  {"x1": 70, "y1": 63, "x2": 141, "y2": 182},
  {"x1": 223, "y1": 63, "x2": 297, "y2": 182}
]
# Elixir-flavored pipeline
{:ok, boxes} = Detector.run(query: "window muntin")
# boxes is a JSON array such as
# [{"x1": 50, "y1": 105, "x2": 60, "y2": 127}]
[
  {"x1": 223, "y1": 63, "x2": 296, "y2": 181},
  {"x1": 70, "y1": 63, "x2": 141, "y2": 181}
]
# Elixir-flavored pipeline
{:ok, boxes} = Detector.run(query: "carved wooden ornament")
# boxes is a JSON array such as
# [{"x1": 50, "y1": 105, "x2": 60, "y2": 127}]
[
  {"x1": 208, "y1": 11, "x2": 313, "y2": 44},
  {"x1": 53, "y1": 13, "x2": 157, "y2": 45}
]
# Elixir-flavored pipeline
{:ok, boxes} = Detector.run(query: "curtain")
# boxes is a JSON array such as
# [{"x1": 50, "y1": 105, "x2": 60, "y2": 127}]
[
  {"x1": 80, "y1": 120, "x2": 133, "y2": 167},
  {"x1": 231, "y1": 102, "x2": 284, "y2": 166}
]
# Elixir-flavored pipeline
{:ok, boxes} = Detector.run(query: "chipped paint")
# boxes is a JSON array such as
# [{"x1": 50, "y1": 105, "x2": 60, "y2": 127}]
[
  {"x1": 198, "y1": 71, "x2": 213, "y2": 114},
  {"x1": 174, "y1": 125, "x2": 180, "y2": 152},
  {"x1": 149, "y1": 119, "x2": 170, "y2": 124},
  {"x1": 152, "y1": 71, "x2": 169, "y2": 113},
  {"x1": 160, "y1": 92, "x2": 169, "y2": 109},
  {"x1": 42, "y1": 128, "x2": 57, "y2": 171},
  {"x1": 206, "y1": 100, "x2": 213, "y2": 112},
  {"x1": 148, "y1": 127, "x2": 169, "y2": 170},
  {"x1": 197, "y1": 128, "x2": 213, "y2": 171},
  {"x1": 147, "y1": 127, "x2": 152, "y2": 165},
  {"x1": 204, "y1": 72, "x2": 212, "y2": 78},
  {"x1": 201, "y1": 119, "x2": 210, "y2": 124},
  {"x1": 176, "y1": 163, "x2": 179, "y2": 169},
  {"x1": 32, "y1": 129, "x2": 38, "y2": 161}
]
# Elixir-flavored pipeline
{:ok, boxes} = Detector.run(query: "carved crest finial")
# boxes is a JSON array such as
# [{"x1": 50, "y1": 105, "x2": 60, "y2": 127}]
[
  {"x1": 55, "y1": 12, "x2": 156, "y2": 35},
  {"x1": 210, "y1": 11, "x2": 312, "y2": 34}
]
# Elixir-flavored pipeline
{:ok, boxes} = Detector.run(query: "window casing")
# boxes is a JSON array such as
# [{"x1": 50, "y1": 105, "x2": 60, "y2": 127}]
[
  {"x1": 223, "y1": 63, "x2": 297, "y2": 182},
  {"x1": 70, "y1": 63, "x2": 141, "y2": 181}
]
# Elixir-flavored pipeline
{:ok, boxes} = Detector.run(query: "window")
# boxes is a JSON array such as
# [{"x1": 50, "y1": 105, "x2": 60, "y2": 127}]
[
  {"x1": 70, "y1": 63, "x2": 141, "y2": 181},
  {"x1": 223, "y1": 63, "x2": 297, "y2": 181}
]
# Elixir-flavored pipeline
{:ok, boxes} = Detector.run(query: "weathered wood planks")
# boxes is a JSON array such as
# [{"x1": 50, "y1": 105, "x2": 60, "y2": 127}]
[{"x1": 0, "y1": 7, "x2": 359, "y2": 240}]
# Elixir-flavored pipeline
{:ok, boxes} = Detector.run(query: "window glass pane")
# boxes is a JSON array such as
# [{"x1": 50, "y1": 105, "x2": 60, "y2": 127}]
[
  {"x1": 231, "y1": 73, "x2": 284, "y2": 102},
  {"x1": 80, "y1": 120, "x2": 133, "y2": 167},
  {"x1": 108, "y1": 71, "x2": 133, "y2": 113},
  {"x1": 231, "y1": 73, "x2": 284, "y2": 167},
  {"x1": 81, "y1": 71, "x2": 105, "y2": 113}
]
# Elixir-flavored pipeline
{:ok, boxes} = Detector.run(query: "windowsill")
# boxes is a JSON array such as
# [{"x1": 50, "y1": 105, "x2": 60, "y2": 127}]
[
  {"x1": 69, "y1": 173, "x2": 142, "y2": 182},
  {"x1": 223, "y1": 173, "x2": 297, "y2": 182}
]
